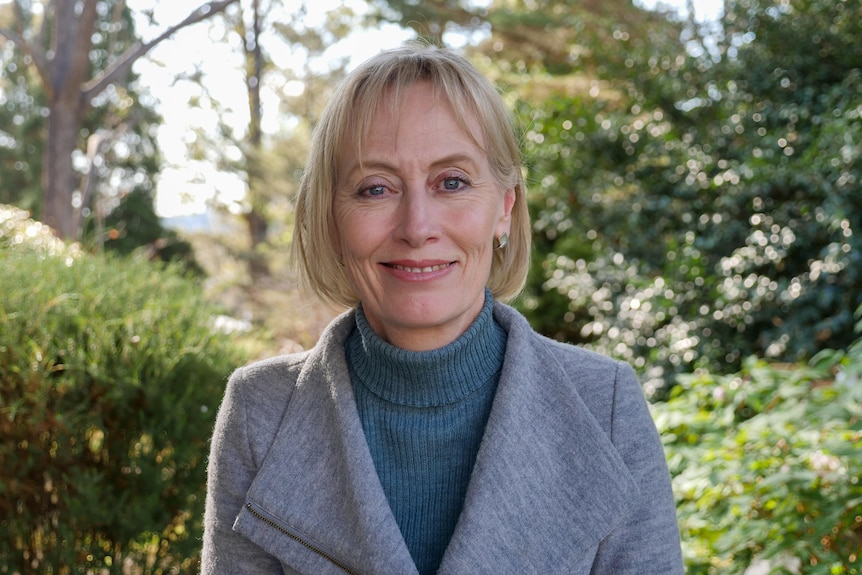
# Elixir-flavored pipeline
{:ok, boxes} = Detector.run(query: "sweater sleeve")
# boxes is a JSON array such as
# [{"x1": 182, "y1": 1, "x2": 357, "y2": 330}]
[
  {"x1": 590, "y1": 362, "x2": 685, "y2": 575},
  {"x1": 201, "y1": 367, "x2": 285, "y2": 575}
]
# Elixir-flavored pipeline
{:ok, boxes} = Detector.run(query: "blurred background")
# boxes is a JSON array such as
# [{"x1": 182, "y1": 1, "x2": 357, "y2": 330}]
[{"x1": 1, "y1": 0, "x2": 860, "y2": 573}]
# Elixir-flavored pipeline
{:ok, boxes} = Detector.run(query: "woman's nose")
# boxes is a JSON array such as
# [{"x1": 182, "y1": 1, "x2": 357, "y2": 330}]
[{"x1": 393, "y1": 186, "x2": 439, "y2": 247}]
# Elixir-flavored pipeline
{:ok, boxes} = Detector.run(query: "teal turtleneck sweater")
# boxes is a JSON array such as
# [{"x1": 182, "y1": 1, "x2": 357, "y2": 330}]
[{"x1": 345, "y1": 292, "x2": 506, "y2": 575}]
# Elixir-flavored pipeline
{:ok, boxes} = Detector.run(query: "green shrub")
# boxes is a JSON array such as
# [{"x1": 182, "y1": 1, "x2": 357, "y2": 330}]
[
  {"x1": 655, "y1": 317, "x2": 862, "y2": 574},
  {"x1": 0, "y1": 207, "x2": 248, "y2": 573},
  {"x1": 515, "y1": 0, "x2": 862, "y2": 394}
]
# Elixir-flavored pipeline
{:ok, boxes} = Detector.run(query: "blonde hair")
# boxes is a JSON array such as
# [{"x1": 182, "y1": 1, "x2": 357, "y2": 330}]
[{"x1": 291, "y1": 43, "x2": 531, "y2": 309}]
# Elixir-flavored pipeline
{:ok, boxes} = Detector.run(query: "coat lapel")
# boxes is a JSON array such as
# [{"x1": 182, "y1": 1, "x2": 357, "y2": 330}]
[
  {"x1": 234, "y1": 311, "x2": 418, "y2": 575},
  {"x1": 438, "y1": 305, "x2": 638, "y2": 574}
]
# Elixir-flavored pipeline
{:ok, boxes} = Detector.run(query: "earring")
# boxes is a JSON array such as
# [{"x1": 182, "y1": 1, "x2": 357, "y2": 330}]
[{"x1": 494, "y1": 233, "x2": 509, "y2": 250}]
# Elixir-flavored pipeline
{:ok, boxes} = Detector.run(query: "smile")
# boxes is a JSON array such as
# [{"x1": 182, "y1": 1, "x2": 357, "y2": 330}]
[{"x1": 388, "y1": 262, "x2": 453, "y2": 273}]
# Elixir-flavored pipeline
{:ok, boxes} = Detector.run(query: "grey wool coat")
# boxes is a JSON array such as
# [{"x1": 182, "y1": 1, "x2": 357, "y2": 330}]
[{"x1": 201, "y1": 301, "x2": 685, "y2": 575}]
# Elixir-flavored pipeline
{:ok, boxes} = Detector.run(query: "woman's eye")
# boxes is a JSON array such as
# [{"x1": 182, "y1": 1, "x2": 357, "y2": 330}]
[
  {"x1": 442, "y1": 177, "x2": 467, "y2": 191},
  {"x1": 362, "y1": 184, "x2": 387, "y2": 197}
]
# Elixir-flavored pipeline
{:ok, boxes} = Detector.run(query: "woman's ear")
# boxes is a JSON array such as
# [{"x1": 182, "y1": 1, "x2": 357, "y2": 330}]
[{"x1": 496, "y1": 186, "x2": 516, "y2": 236}]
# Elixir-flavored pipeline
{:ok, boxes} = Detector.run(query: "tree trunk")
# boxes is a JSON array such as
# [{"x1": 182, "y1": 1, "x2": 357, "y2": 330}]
[
  {"x1": 244, "y1": 208, "x2": 269, "y2": 277},
  {"x1": 3, "y1": 0, "x2": 241, "y2": 241},
  {"x1": 243, "y1": 0, "x2": 270, "y2": 278},
  {"x1": 42, "y1": 95, "x2": 85, "y2": 239},
  {"x1": 40, "y1": 0, "x2": 96, "y2": 240}
]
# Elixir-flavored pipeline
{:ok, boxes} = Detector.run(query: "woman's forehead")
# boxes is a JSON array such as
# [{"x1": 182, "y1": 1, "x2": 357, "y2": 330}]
[{"x1": 346, "y1": 82, "x2": 485, "y2": 158}]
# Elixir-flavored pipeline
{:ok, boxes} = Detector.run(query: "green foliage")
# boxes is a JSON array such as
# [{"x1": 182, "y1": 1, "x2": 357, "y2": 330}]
[
  {"x1": 0, "y1": 38, "x2": 45, "y2": 213},
  {"x1": 0, "y1": 207, "x2": 247, "y2": 573},
  {"x1": 654, "y1": 324, "x2": 862, "y2": 573},
  {"x1": 511, "y1": 0, "x2": 862, "y2": 392}
]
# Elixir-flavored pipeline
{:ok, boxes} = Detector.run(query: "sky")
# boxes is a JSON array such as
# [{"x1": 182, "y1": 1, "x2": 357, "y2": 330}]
[{"x1": 126, "y1": 0, "x2": 723, "y2": 219}]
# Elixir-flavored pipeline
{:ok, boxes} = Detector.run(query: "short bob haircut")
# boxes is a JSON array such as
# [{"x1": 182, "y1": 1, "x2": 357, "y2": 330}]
[{"x1": 291, "y1": 42, "x2": 531, "y2": 310}]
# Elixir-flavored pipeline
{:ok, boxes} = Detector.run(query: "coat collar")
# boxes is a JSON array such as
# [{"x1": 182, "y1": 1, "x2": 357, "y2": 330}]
[{"x1": 236, "y1": 303, "x2": 636, "y2": 575}]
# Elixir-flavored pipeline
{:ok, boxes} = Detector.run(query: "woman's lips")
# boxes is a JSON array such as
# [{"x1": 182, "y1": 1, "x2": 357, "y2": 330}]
[{"x1": 387, "y1": 262, "x2": 453, "y2": 273}]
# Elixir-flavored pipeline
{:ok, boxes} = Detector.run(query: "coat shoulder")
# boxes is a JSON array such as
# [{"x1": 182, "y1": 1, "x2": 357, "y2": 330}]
[
  {"x1": 230, "y1": 351, "x2": 311, "y2": 401},
  {"x1": 220, "y1": 351, "x2": 311, "y2": 458},
  {"x1": 534, "y1": 330, "x2": 620, "y2": 369},
  {"x1": 229, "y1": 308, "x2": 355, "y2": 403},
  {"x1": 493, "y1": 301, "x2": 637, "y2": 433}
]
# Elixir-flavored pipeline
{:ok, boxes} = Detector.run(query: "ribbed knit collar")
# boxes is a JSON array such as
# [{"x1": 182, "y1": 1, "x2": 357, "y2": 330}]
[{"x1": 346, "y1": 290, "x2": 507, "y2": 408}]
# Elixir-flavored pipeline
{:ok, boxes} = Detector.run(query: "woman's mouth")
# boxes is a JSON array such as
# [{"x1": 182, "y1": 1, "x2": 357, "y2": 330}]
[{"x1": 388, "y1": 262, "x2": 453, "y2": 273}]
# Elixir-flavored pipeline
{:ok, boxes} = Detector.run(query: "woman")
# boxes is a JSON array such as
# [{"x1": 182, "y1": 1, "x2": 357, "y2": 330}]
[{"x1": 202, "y1": 44, "x2": 684, "y2": 575}]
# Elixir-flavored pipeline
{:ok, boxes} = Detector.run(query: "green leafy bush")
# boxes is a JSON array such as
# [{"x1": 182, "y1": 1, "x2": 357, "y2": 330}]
[
  {"x1": 655, "y1": 317, "x2": 862, "y2": 574},
  {"x1": 0, "y1": 207, "x2": 247, "y2": 573},
  {"x1": 514, "y1": 0, "x2": 862, "y2": 393}
]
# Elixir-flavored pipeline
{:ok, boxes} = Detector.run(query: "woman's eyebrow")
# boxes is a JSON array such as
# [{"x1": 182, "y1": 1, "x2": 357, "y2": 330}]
[{"x1": 428, "y1": 153, "x2": 481, "y2": 172}]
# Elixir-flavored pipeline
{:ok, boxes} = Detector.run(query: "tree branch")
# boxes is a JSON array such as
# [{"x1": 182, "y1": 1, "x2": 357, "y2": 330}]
[
  {"x1": 81, "y1": 0, "x2": 240, "y2": 102},
  {"x1": 0, "y1": 1, "x2": 50, "y2": 88}
]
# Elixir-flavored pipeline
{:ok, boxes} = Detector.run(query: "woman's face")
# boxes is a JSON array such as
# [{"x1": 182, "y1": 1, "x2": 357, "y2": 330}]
[{"x1": 333, "y1": 81, "x2": 515, "y2": 351}]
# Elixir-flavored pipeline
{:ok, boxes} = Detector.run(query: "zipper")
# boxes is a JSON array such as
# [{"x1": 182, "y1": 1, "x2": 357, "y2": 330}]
[{"x1": 244, "y1": 502, "x2": 361, "y2": 575}]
